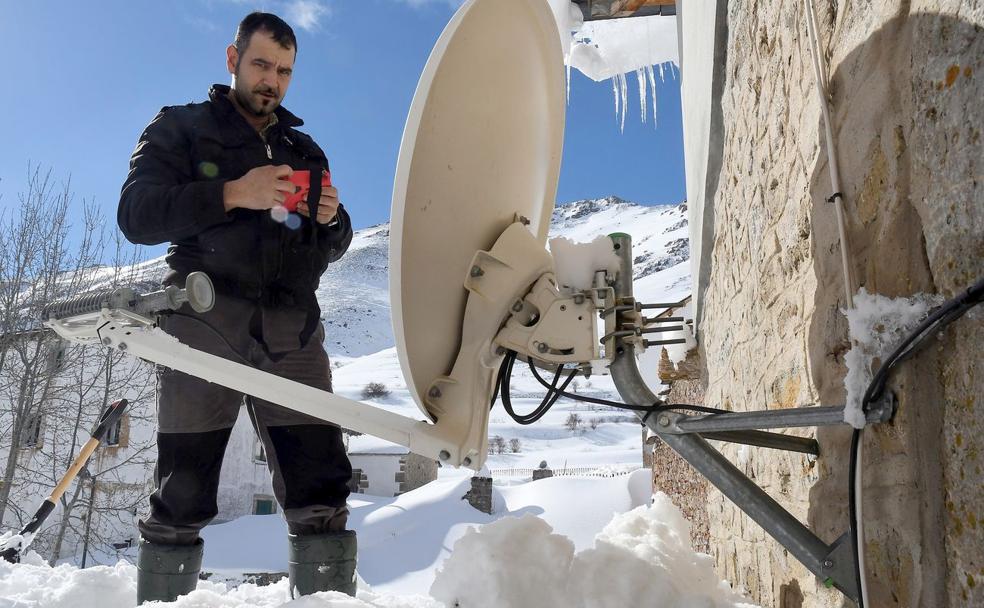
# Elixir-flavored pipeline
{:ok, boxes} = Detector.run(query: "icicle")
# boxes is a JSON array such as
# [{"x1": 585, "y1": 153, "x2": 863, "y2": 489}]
[
  {"x1": 566, "y1": 60, "x2": 572, "y2": 104},
  {"x1": 636, "y1": 68, "x2": 647, "y2": 123},
  {"x1": 658, "y1": 63, "x2": 665, "y2": 82},
  {"x1": 646, "y1": 65, "x2": 658, "y2": 129},
  {"x1": 619, "y1": 72, "x2": 627, "y2": 133},
  {"x1": 611, "y1": 76, "x2": 620, "y2": 127}
]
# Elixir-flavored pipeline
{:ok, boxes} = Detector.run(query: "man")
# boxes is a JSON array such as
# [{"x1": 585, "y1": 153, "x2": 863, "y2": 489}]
[{"x1": 118, "y1": 13, "x2": 356, "y2": 603}]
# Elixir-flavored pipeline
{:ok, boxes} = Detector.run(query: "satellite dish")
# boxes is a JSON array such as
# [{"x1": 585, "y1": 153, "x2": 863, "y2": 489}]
[{"x1": 390, "y1": 0, "x2": 566, "y2": 421}]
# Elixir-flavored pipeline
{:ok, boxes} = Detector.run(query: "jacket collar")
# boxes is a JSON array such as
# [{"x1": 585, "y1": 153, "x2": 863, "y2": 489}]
[{"x1": 208, "y1": 83, "x2": 304, "y2": 128}]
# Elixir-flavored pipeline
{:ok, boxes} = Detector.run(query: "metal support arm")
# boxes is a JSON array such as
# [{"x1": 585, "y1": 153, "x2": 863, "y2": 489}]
[
  {"x1": 46, "y1": 311, "x2": 475, "y2": 468},
  {"x1": 607, "y1": 233, "x2": 862, "y2": 602}
]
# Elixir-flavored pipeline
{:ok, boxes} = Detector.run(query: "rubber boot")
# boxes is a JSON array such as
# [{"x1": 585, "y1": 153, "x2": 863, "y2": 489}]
[
  {"x1": 288, "y1": 530, "x2": 358, "y2": 598},
  {"x1": 136, "y1": 538, "x2": 204, "y2": 605}
]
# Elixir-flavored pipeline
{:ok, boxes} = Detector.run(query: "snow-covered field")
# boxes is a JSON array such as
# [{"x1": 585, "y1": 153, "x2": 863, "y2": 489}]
[{"x1": 1, "y1": 476, "x2": 757, "y2": 607}]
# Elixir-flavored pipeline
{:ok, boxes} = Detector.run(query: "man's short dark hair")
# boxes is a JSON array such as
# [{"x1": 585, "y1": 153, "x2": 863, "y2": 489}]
[{"x1": 235, "y1": 12, "x2": 298, "y2": 57}]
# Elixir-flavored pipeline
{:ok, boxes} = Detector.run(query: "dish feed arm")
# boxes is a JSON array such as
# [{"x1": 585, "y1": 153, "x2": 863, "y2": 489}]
[{"x1": 43, "y1": 292, "x2": 483, "y2": 470}]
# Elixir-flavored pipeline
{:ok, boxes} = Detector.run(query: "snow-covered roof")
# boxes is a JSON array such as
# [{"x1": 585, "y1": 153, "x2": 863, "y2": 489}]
[{"x1": 347, "y1": 434, "x2": 409, "y2": 455}]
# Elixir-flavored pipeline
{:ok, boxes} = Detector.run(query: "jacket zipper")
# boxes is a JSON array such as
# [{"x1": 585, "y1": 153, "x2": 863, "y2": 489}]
[{"x1": 258, "y1": 130, "x2": 276, "y2": 295}]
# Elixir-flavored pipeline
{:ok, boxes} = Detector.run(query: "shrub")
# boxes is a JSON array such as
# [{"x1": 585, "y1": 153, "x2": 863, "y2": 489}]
[
  {"x1": 564, "y1": 413, "x2": 582, "y2": 432},
  {"x1": 488, "y1": 435, "x2": 507, "y2": 454},
  {"x1": 361, "y1": 382, "x2": 390, "y2": 399}
]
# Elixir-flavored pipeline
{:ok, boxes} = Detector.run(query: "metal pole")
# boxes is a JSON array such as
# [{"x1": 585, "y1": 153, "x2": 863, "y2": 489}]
[
  {"x1": 606, "y1": 233, "x2": 858, "y2": 601},
  {"x1": 699, "y1": 430, "x2": 820, "y2": 456},
  {"x1": 674, "y1": 406, "x2": 850, "y2": 432}
]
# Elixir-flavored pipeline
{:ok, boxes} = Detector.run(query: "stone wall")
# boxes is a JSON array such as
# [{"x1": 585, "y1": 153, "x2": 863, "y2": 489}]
[
  {"x1": 683, "y1": 1, "x2": 983, "y2": 606},
  {"x1": 651, "y1": 374, "x2": 711, "y2": 555},
  {"x1": 399, "y1": 453, "x2": 438, "y2": 495}
]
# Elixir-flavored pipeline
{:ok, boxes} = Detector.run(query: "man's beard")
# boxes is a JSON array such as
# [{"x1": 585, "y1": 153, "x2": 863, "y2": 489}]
[{"x1": 232, "y1": 80, "x2": 280, "y2": 117}]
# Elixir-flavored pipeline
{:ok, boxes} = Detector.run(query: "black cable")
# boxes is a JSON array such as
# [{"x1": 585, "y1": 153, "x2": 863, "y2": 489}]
[
  {"x1": 497, "y1": 351, "x2": 578, "y2": 425},
  {"x1": 848, "y1": 276, "x2": 983, "y2": 608},
  {"x1": 484, "y1": 349, "x2": 729, "y2": 419},
  {"x1": 862, "y1": 277, "x2": 984, "y2": 410},
  {"x1": 849, "y1": 428, "x2": 863, "y2": 607},
  {"x1": 489, "y1": 349, "x2": 508, "y2": 408},
  {"x1": 526, "y1": 357, "x2": 728, "y2": 416}
]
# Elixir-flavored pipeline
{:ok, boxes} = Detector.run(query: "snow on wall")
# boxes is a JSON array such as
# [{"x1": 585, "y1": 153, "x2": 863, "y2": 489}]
[{"x1": 841, "y1": 289, "x2": 941, "y2": 428}]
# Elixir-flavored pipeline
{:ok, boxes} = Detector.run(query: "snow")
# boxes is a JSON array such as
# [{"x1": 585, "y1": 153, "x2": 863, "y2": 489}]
[
  {"x1": 0, "y1": 531, "x2": 37, "y2": 557},
  {"x1": 1, "y1": 475, "x2": 756, "y2": 607},
  {"x1": 429, "y1": 513, "x2": 575, "y2": 608},
  {"x1": 565, "y1": 496, "x2": 757, "y2": 608},
  {"x1": 548, "y1": 235, "x2": 621, "y2": 292},
  {"x1": 841, "y1": 288, "x2": 941, "y2": 428},
  {"x1": 546, "y1": 2, "x2": 679, "y2": 129},
  {"x1": 569, "y1": 16, "x2": 678, "y2": 83},
  {"x1": 663, "y1": 301, "x2": 697, "y2": 366}
]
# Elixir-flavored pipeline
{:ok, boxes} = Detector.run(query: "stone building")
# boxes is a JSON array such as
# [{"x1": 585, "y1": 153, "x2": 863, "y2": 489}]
[
  {"x1": 667, "y1": 1, "x2": 983, "y2": 607},
  {"x1": 216, "y1": 416, "x2": 439, "y2": 519},
  {"x1": 347, "y1": 435, "x2": 439, "y2": 497}
]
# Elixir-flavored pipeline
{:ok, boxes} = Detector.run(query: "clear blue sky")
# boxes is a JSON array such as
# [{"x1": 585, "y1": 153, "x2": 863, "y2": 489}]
[{"x1": 0, "y1": 0, "x2": 684, "y2": 258}]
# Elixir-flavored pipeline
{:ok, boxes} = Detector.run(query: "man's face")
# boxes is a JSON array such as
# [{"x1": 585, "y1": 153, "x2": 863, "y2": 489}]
[{"x1": 227, "y1": 31, "x2": 295, "y2": 117}]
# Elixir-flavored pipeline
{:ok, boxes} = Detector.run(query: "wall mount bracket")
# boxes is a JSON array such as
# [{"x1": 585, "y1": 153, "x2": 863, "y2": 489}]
[{"x1": 606, "y1": 233, "x2": 891, "y2": 604}]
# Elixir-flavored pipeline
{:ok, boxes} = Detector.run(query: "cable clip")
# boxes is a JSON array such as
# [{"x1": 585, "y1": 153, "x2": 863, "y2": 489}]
[
  {"x1": 641, "y1": 408, "x2": 658, "y2": 427},
  {"x1": 826, "y1": 192, "x2": 843, "y2": 204}
]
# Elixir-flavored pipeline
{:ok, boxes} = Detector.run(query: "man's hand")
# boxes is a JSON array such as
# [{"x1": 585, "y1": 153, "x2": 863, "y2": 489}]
[
  {"x1": 223, "y1": 165, "x2": 294, "y2": 212},
  {"x1": 297, "y1": 185, "x2": 340, "y2": 225}
]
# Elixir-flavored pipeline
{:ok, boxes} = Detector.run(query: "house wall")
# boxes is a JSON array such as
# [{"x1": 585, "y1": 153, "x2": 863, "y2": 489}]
[
  {"x1": 216, "y1": 410, "x2": 276, "y2": 522},
  {"x1": 679, "y1": 1, "x2": 983, "y2": 606},
  {"x1": 349, "y1": 454, "x2": 402, "y2": 497}
]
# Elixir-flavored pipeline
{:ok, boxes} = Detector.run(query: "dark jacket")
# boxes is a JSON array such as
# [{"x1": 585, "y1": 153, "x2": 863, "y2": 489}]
[{"x1": 118, "y1": 84, "x2": 352, "y2": 310}]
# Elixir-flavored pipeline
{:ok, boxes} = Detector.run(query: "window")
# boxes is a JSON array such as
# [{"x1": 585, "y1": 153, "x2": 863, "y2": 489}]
[
  {"x1": 21, "y1": 414, "x2": 42, "y2": 448},
  {"x1": 104, "y1": 416, "x2": 125, "y2": 447},
  {"x1": 252, "y1": 495, "x2": 276, "y2": 515},
  {"x1": 46, "y1": 340, "x2": 68, "y2": 373},
  {"x1": 112, "y1": 538, "x2": 134, "y2": 550},
  {"x1": 253, "y1": 437, "x2": 267, "y2": 464}
]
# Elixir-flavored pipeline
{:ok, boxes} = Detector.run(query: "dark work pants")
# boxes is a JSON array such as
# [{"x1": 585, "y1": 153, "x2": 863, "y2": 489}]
[{"x1": 139, "y1": 293, "x2": 352, "y2": 546}]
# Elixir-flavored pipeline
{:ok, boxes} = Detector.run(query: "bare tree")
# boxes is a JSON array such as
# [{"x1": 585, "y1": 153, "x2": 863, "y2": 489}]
[
  {"x1": 509, "y1": 438, "x2": 521, "y2": 453},
  {"x1": 42, "y1": 345, "x2": 156, "y2": 564},
  {"x1": 0, "y1": 167, "x2": 106, "y2": 525},
  {"x1": 564, "y1": 413, "x2": 582, "y2": 433},
  {"x1": 488, "y1": 435, "x2": 506, "y2": 455},
  {"x1": 0, "y1": 167, "x2": 158, "y2": 565}
]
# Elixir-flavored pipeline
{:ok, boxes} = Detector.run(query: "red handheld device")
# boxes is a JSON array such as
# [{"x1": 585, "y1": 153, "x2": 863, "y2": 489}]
[{"x1": 282, "y1": 169, "x2": 332, "y2": 212}]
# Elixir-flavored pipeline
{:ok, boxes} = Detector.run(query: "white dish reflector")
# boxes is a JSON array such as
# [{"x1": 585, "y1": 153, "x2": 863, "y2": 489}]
[{"x1": 390, "y1": 0, "x2": 566, "y2": 421}]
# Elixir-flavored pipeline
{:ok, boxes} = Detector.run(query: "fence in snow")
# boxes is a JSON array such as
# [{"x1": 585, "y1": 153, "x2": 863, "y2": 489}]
[{"x1": 488, "y1": 466, "x2": 640, "y2": 478}]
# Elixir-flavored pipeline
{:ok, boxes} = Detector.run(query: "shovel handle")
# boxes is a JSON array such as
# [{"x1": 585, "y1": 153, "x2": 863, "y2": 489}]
[
  {"x1": 1, "y1": 399, "x2": 129, "y2": 563},
  {"x1": 50, "y1": 399, "x2": 128, "y2": 507}
]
